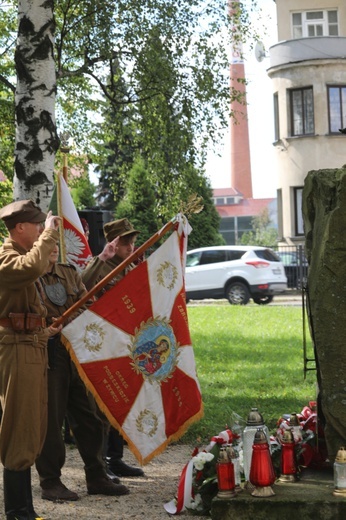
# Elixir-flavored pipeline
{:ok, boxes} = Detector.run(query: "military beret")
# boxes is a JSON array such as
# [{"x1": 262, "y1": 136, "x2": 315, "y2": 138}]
[
  {"x1": 103, "y1": 218, "x2": 140, "y2": 242},
  {"x1": 0, "y1": 199, "x2": 47, "y2": 230}
]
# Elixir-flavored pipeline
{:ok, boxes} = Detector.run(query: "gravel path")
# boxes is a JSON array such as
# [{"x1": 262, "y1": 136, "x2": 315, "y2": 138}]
[{"x1": 0, "y1": 444, "x2": 210, "y2": 520}]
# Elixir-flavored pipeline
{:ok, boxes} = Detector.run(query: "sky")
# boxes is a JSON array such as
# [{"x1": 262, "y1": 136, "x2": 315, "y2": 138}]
[{"x1": 205, "y1": 0, "x2": 278, "y2": 198}]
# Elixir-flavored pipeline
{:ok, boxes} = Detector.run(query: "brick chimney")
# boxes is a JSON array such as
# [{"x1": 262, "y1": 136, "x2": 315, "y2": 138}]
[{"x1": 230, "y1": 1, "x2": 253, "y2": 199}]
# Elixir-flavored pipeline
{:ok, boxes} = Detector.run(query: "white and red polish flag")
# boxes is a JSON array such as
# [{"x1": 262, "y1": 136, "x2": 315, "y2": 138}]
[
  {"x1": 49, "y1": 174, "x2": 92, "y2": 270},
  {"x1": 61, "y1": 218, "x2": 204, "y2": 465}
]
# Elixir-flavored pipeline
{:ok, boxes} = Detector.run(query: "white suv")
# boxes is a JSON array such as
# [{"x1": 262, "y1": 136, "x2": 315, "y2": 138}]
[{"x1": 185, "y1": 246, "x2": 287, "y2": 305}]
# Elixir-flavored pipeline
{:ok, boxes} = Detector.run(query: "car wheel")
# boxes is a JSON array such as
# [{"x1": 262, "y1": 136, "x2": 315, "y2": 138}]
[
  {"x1": 253, "y1": 295, "x2": 273, "y2": 305},
  {"x1": 226, "y1": 282, "x2": 250, "y2": 305}
]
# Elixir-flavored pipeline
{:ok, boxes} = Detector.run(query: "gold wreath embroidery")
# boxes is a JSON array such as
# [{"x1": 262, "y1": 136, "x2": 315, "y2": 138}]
[
  {"x1": 136, "y1": 409, "x2": 158, "y2": 437},
  {"x1": 83, "y1": 323, "x2": 105, "y2": 352},
  {"x1": 156, "y1": 261, "x2": 178, "y2": 291}
]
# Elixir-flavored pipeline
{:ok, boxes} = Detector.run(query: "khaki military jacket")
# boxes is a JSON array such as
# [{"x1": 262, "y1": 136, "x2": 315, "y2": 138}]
[
  {"x1": 0, "y1": 228, "x2": 59, "y2": 470},
  {"x1": 41, "y1": 262, "x2": 90, "y2": 325},
  {"x1": 82, "y1": 254, "x2": 134, "y2": 298},
  {"x1": 0, "y1": 229, "x2": 59, "y2": 321}
]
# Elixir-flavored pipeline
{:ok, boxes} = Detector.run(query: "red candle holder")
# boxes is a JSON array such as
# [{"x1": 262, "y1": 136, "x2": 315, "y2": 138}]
[
  {"x1": 216, "y1": 447, "x2": 236, "y2": 498},
  {"x1": 279, "y1": 429, "x2": 298, "y2": 482},
  {"x1": 249, "y1": 428, "x2": 276, "y2": 497}
]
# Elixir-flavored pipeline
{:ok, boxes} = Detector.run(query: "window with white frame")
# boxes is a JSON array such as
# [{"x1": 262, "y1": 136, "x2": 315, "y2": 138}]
[
  {"x1": 292, "y1": 10, "x2": 338, "y2": 38},
  {"x1": 289, "y1": 87, "x2": 314, "y2": 136},
  {"x1": 328, "y1": 86, "x2": 346, "y2": 134}
]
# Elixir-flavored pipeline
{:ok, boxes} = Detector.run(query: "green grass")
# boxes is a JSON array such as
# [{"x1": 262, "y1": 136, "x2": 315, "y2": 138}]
[{"x1": 181, "y1": 305, "x2": 317, "y2": 444}]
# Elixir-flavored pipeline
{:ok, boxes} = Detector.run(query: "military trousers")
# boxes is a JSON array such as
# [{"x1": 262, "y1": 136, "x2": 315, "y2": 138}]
[
  {"x1": 0, "y1": 331, "x2": 48, "y2": 471},
  {"x1": 35, "y1": 338, "x2": 106, "y2": 485}
]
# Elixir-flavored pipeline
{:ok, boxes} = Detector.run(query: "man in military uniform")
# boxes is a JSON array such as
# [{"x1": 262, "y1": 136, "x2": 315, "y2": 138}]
[
  {"x1": 82, "y1": 218, "x2": 144, "y2": 478},
  {"x1": 35, "y1": 243, "x2": 129, "y2": 501},
  {"x1": 0, "y1": 200, "x2": 60, "y2": 520}
]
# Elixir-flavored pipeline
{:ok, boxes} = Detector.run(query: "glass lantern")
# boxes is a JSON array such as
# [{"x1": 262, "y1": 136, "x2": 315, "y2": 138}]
[
  {"x1": 243, "y1": 407, "x2": 271, "y2": 483},
  {"x1": 333, "y1": 447, "x2": 346, "y2": 496}
]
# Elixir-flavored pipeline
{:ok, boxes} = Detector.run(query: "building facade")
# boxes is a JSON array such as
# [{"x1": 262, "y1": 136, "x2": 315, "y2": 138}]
[
  {"x1": 212, "y1": 188, "x2": 277, "y2": 244},
  {"x1": 268, "y1": 0, "x2": 346, "y2": 244}
]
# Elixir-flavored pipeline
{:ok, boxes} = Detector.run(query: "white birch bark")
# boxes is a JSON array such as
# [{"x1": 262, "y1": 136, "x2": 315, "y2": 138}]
[{"x1": 13, "y1": 0, "x2": 58, "y2": 211}]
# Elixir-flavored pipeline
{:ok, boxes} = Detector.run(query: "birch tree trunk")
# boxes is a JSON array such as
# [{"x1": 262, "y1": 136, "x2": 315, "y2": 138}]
[{"x1": 14, "y1": 0, "x2": 59, "y2": 211}]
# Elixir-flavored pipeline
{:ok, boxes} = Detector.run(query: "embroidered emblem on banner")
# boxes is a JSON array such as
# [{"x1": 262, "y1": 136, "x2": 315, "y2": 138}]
[
  {"x1": 83, "y1": 323, "x2": 105, "y2": 352},
  {"x1": 136, "y1": 409, "x2": 159, "y2": 437},
  {"x1": 129, "y1": 317, "x2": 179, "y2": 383},
  {"x1": 156, "y1": 261, "x2": 178, "y2": 290}
]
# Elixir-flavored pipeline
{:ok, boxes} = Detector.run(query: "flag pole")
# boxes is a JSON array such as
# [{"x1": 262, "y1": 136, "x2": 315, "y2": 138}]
[
  {"x1": 58, "y1": 131, "x2": 71, "y2": 262},
  {"x1": 56, "y1": 173, "x2": 67, "y2": 263},
  {"x1": 60, "y1": 131, "x2": 71, "y2": 183},
  {"x1": 52, "y1": 216, "x2": 178, "y2": 328}
]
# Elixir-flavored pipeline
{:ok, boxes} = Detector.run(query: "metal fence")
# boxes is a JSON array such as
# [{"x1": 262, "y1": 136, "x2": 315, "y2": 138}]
[{"x1": 272, "y1": 244, "x2": 308, "y2": 290}]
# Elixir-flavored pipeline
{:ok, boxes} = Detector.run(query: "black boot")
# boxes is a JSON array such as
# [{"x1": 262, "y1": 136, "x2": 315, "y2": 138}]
[
  {"x1": 106, "y1": 428, "x2": 144, "y2": 477},
  {"x1": 24, "y1": 467, "x2": 42, "y2": 518},
  {"x1": 4, "y1": 467, "x2": 43, "y2": 520},
  {"x1": 4, "y1": 467, "x2": 28, "y2": 519}
]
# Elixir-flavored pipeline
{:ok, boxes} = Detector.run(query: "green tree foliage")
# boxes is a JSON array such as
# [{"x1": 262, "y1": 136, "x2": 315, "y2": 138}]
[
  {"x1": 69, "y1": 172, "x2": 96, "y2": 210},
  {"x1": 0, "y1": 92, "x2": 15, "y2": 179},
  {"x1": 240, "y1": 207, "x2": 278, "y2": 247},
  {"x1": 0, "y1": 178, "x2": 14, "y2": 242},
  {"x1": 115, "y1": 156, "x2": 158, "y2": 245},
  {"x1": 95, "y1": 75, "x2": 226, "y2": 244},
  {"x1": 0, "y1": 1, "x2": 16, "y2": 179},
  {"x1": 0, "y1": 0, "x2": 261, "y2": 221},
  {"x1": 93, "y1": 34, "x2": 228, "y2": 243},
  {"x1": 115, "y1": 157, "x2": 224, "y2": 249},
  {"x1": 0, "y1": 0, "x2": 258, "y2": 184},
  {"x1": 92, "y1": 59, "x2": 137, "y2": 210},
  {"x1": 184, "y1": 173, "x2": 225, "y2": 249},
  {"x1": 53, "y1": 0, "x2": 254, "y2": 165}
]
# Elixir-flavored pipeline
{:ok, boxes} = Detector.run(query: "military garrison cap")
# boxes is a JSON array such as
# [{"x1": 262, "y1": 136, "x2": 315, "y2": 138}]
[
  {"x1": 0, "y1": 199, "x2": 47, "y2": 230},
  {"x1": 103, "y1": 218, "x2": 140, "y2": 242}
]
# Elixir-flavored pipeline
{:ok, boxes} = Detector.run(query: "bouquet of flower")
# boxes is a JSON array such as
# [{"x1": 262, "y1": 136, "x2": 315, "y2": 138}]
[
  {"x1": 164, "y1": 428, "x2": 241, "y2": 516},
  {"x1": 187, "y1": 444, "x2": 219, "y2": 515}
]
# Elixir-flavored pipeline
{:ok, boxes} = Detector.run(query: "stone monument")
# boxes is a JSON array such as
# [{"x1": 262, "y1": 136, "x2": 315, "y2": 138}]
[{"x1": 303, "y1": 166, "x2": 346, "y2": 463}]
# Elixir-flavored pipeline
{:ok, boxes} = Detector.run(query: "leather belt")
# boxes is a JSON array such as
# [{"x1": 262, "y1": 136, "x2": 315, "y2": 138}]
[
  {"x1": 0, "y1": 318, "x2": 12, "y2": 328},
  {"x1": 0, "y1": 314, "x2": 46, "y2": 332}
]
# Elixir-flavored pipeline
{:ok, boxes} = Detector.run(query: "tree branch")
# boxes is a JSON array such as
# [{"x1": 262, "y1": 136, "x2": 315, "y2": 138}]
[{"x1": 0, "y1": 73, "x2": 15, "y2": 93}]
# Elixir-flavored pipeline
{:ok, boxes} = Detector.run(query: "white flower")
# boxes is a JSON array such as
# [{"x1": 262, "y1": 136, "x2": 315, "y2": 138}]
[
  {"x1": 238, "y1": 448, "x2": 244, "y2": 474},
  {"x1": 189, "y1": 493, "x2": 202, "y2": 510},
  {"x1": 192, "y1": 451, "x2": 214, "y2": 470}
]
